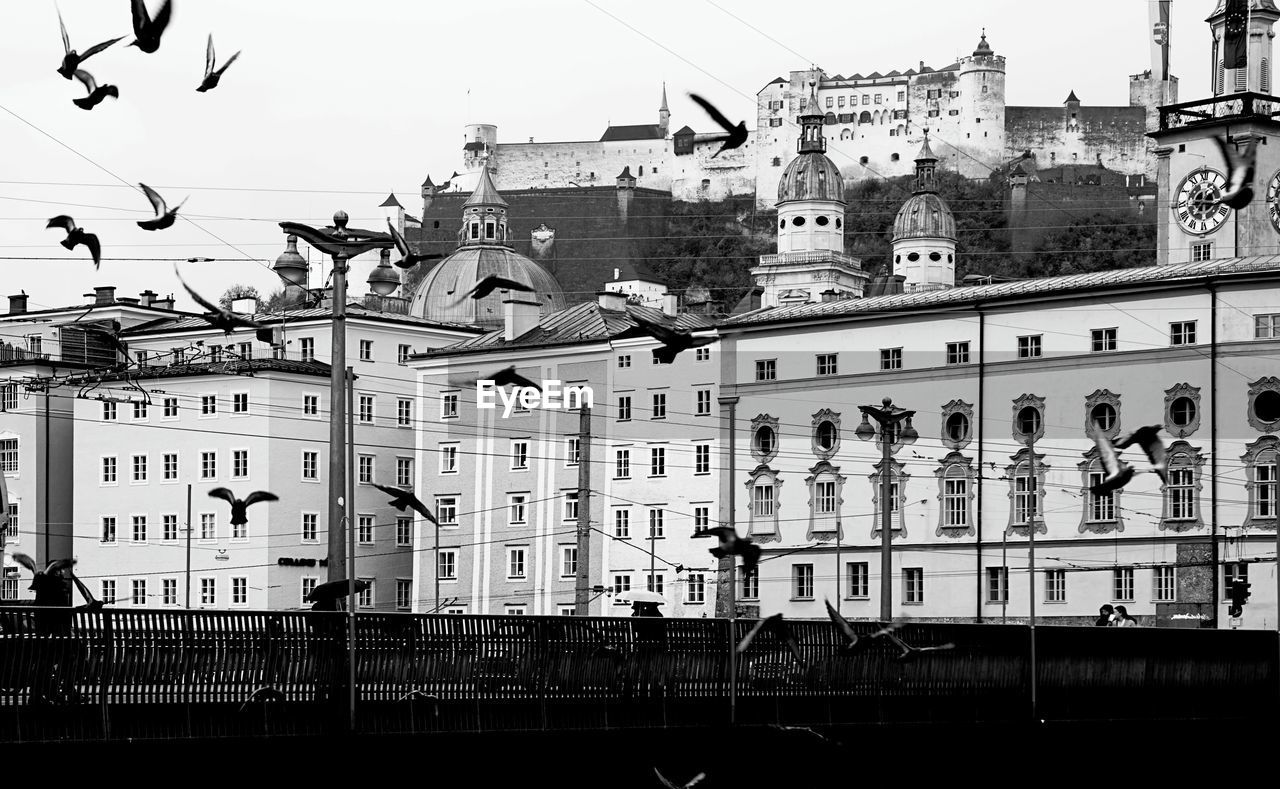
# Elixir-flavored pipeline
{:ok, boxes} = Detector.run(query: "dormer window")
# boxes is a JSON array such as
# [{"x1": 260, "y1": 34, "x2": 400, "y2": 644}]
[
  {"x1": 485, "y1": 221, "x2": 495, "y2": 239},
  {"x1": 470, "y1": 222, "x2": 479, "y2": 239}
]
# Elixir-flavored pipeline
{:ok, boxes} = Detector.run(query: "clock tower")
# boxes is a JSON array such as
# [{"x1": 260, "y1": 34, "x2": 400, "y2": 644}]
[{"x1": 1151, "y1": 0, "x2": 1280, "y2": 264}]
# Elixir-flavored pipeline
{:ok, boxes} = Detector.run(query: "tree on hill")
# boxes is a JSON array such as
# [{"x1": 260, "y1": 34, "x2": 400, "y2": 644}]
[{"x1": 1028, "y1": 211, "x2": 1157, "y2": 276}]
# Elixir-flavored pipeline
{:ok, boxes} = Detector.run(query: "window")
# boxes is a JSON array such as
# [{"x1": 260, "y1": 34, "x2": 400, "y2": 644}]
[
  {"x1": 792, "y1": 564, "x2": 814, "y2": 599},
  {"x1": 814, "y1": 480, "x2": 837, "y2": 514},
  {"x1": 162, "y1": 578, "x2": 178, "y2": 606},
  {"x1": 755, "y1": 359, "x2": 777, "y2": 381},
  {"x1": 396, "y1": 457, "x2": 413, "y2": 487},
  {"x1": 358, "y1": 454, "x2": 374, "y2": 484},
  {"x1": 102, "y1": 400, "x2": 117, "y2": 421},
  {"x1": 300, "y1": 337, "x2": 315, "y2": 362},
  {"x1": 437, "y1": 550, "x2": 457, "y2": 580},
  {"x1": 650, "y1": 447, "x2": 666, "y2": 476},
  {"x1": 302, "y1": 450, "x2": 319, "y2": 480},
  {"x1": 648, "y1": 508, "x2": 665, "y2": 538},
  {"x1": 173, "y1": 348, "x2": 185, "y2": 365},
  {"x1": 651, "y1": 392, "x2": 667, "y2": 419},
  {"x1": 358, "y1": 515, "x2": 374, "y2": 544},
  {"x1": 618, "y1": 354, "x2": 632, "y2": 368},
  {"x1": 614, "y1": 508, "x2": 631, "y2": 538},
  {"x1": 612, "y1": 574, "x2": 631, "y2": 604},
  {"x1": 1014, "y1": 469, "x2": 1038, "y2": 524},
  {"x1": 302, "y1": 513, "x2": 318, "y2": 543},
  {"x1": 816, "y1": 354, "x2": 838, "y2": 376},
  {"x1": 1017, "y1": 335, "x2": 1042, "y2": 358},
  {"x1": 511, "y1": 441, "x2": 529, "y2": 470},
  {"x1": 163, "y1": 397, "x2": 179, "y2": 418},
  {"x1": 439, "y1": 444, "x2": 458, "y2": 474},
  {"x1": 1168, "y1": 463, "x2": 1196, "y2": 520},
  {"x1": 0, "y1": 438, "x2": 16, "y2": 475},
  {"x1": 1171, "y1": 321, "x2": 1197, "y2": 346},
  {"x1": 695, "y1": 389, "x2": 712, "y2": 416},
  {"x1": 615, "y1": 449, "x2": 631, "y2": 479},
  {"x1": 232, "y1": 392, "x2": 249, "y2": 414},
  {"x1": 199, "y1": 578, "x2": 216, "y2": 607},
  {"x1": 131, "y1": 515, "x2": 147, "y2": 542},
  {"x1": 509, "y1": 494, "x2": 527, "y2": 524},
  {"x1": 131, "y1": 454, "x2": 148, "y2": 482},
  {"x1": 741, "y1": 567, "x2": 759, "y2": 600},
  {"x1": 1091, "y1": 328, "x2": 1117, "y2": 352},
  {"x1": 232, "y1": 449, "x2": 249, "y2": 479},
  {"x1": 646, "y1": 573, "x2": 665, "y2": 597},
  {"x1": 1255, "y1": 314, "x2": 1280, "y2": 339},
  {"x1": 238, "y1": 342, "x2": 252, "y2": 360},
  {"x1": 101, "y1": 516, "x2": 117, "y2": 543},
  {"x1": 617, "y1": 395, "x2": 632, "y2": 421},
  {"x1": 1244, "y1": 437, "x2": 1278, "y2": 526},
  {"x1": 358, "y1": 394, "x2": 374, "y2": 424},
  {"x1": 1153, "y1": 566, "x2": 1175, "y2": 602},
  {"x1": 231, "y1": 577, "x2": 247, "y2": 606},
  {"x1": 162, "y1": 514, "x2": 178, "y2": 542},
  {"x1": 1191, "y1": 241, "x2": 1213, "y2": 262},
  {"x1": 101, "y1": 580, "x2": 117, "y2": 605},
  {"x1": 200, "y1": 451, "x2": 216, "y2": 480},
  {"x1": 507, "y1": 547, "x2": 527, "y2": 580},
  {"x1": 904, "y1": 567, "x2": 924, "y2": 604},
  {"x1": 563, "y1": 491, "x2": 579, "y2": 522},
  {"x1": 101, "y1": 455, "x2": 118, "y2": 484},
  {"x1": 441, "y1": 392, "x2": 459, "y2": 419},
  {"x1": 396, "y1": 579, "x2": 412, "y2": 610},
  {"x1": 693, "y1": 505, "x2": 710, "y2": 533},
  {"x1": 987, "y1": 567, "x2": 1008, "y2": 603},
  {"x1": 943, "y1": 471, "x2": 968, "y2": 528},
  {"x1": 769, "y1": 118, "x2": 783, "y2": 127},
  {"x1": 1045, "y1": 569, "x2": 1066, "y2": 603},
  {"x1": 200, "y1": 513, "x2": 216, "y2": 540},
  {"x1": 695, "y1": 444, "x2": 711, "y2": 475},
  {"x1": 397, "y1": 398, "x2": 412, "y2": 427},
  {"x1": 686, "y1": 573, "x2": 706, "y2": 604},
  {"x1": 163, "y1": 453, "x2": 178, "y2": 481},
  {"x1": 396, "y1": 517, "x2": 412, "y2": 547},
  {"x1": 133, "y1": 401, "x2": 148, "y2": 420},
  {"x1": 879, "y1": 348, "x2": 902, "y2": 370},
  {"x1": 753, "y1": 483, "x2": 775, "y2": 517},
  {"x1": 358, "y1": 580, "x2": 373, "y2": 608},
  {"x1": 1113, "y1": 567, "x2": 1135, "y2": 602},
  {"x1": 200, "y1": 395, "x2": 216, "y2": 416},
  {"x1": 1086, "y1": 468, "x2": 1116, "y2": 522},
  {"x1": 825, "y1": 96, "x2": 833, "y2": 108},
  {"x1": 561, "y1": 545, "x2": 577, "y2": 578},
  {"x1": 846, "y1": 562, "x2": 869, "y2": 598},
  {"x1": 566, "y1": 436, "x2": 581, "y2": 466},
  {"x1": 397, "y1": 344, "x2": 412, "y2": 365},
  {"x1": 303, "y1": 394, "x2": 319, "y2": 417},
  {"x1": 695, "y1": 347, "x2": 711, "y2": 362},
  {"x1": 301, "y1": 578, "x2": 318, "y2": 606},
  {"x1": 210, "y1": 345, "x2": 223, "y2": 364}
]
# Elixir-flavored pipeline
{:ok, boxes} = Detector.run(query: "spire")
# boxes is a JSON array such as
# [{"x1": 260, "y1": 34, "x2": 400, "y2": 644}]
[
  {"x1": 660, "y1": 82, "x2": 669, "y2": 112},
  {"x1": 379, "y1": 193, "x2": 403, "y2": 208},
  {"x1": 973, "y1": 29, "x2": 993, "y2": 56},
  {"x1": 1064, "y1": 89, "x2": 1080, "y2": 104},
  {"x1": 464, "y1": 165, "x2": 507, "y2": 208},
  {"x1": 658, "y1": 81, "x2": 671, "y2": 135},
  {"x1": 797, "y1": 79, "x2": 826, "y2": 154},
  {"x1": 914, "y1": 129, "x2": 938, "y2": 194}
]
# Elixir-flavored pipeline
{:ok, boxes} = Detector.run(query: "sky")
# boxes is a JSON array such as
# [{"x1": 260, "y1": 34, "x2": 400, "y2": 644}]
[{"x1": 0, "y1": 0, "x2": 1216, "y2": 312}]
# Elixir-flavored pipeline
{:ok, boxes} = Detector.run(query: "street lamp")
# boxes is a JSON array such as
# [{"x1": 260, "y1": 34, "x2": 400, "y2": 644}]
[
  {"x1": 856, "y1": 397, "x2": 917, "y2": 621},
  {"x1": 277, "y1": 213, "x2": 394, "y2": 586}
]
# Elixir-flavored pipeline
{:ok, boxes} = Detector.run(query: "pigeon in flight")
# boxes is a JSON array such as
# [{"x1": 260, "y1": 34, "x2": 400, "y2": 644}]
[
  {"x1": 824, "y1": 600, "x2": 897, "y2": 654},
  {"x1": 736, "y1": 613, "x2": 805, "y2": 668},
  {"x1": 197, "y1": 34, "x2": 240, "y2": 92},
  {"x1": 653, "y1": 768, "x2": 706, "y2": 789},
  {"x1": 689, "y1": 93, "x2": 748, "y2": 158},
  {"x1": 628, "y1": 312, "x2": 714, "y2": 364},
  {"x1": 1115, "y1": 424, "x2": 1170, "y2": 485},
  {"x1": 136, "y1": 183, "x2": 185, "y2": 231},
  {"x1": 1087, "y1": 425, "x2": 1135, "y2": 496},
  {"x1": 881, "y1": 629, "x2": 956, "y2": 663},
  {"x1": 388, "y1": 219, "x2": 444, "y2": 269},
  {"x1": 697, "y1": 525, "x2": 761, "y2": 576},
  {"x1": 176, "y1": 269, "x2": 264, "y2": 335},
  {"x1": 1214, "y1": 134, "x2": 1256, "y2": 210},
  {"x1": 208, "y1": 487, "x2": 278, "y2": 526},
  {"x1": 56, "y1": 9, "x2": 124, "y2": 79},
  {"x1": 129, "y1": 0, "x2": 172, "y2": 54},
  {"x1": 71, "y1": 69, "x2": 118, "y2": 110},
  {"x1": 46, "y1": 215, "x2": 102, "y2": 269},
  {"x1": 371, "y1": 482, "x2": 438, "y2": 525},
  {"x1": 488, "y1": 365, "x2": 542, "y2": 393},
  {"x1": 461, "y1": 275, "x2": 535, "y2": 302}
]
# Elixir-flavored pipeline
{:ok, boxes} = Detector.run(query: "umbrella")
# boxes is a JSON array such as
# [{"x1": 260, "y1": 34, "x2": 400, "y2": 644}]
[
  {"x1": 613, "y1": 589, "x2": 668, "y2": 605},
  {"x1": 305, "y1": 578, "x2": 370, "y2": 605}
]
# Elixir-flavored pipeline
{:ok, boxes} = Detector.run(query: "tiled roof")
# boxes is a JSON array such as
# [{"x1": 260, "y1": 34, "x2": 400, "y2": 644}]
[
  {"x1": 120, "y1": 303, "x2": 484, "y2": 336},
  {"x1": 725, "y1": 256, "x2": 1280, "y2": 327},
  {"x1": 599, "y1": 124, "x2": 664, "y2": 142},
  {"x1": 81, "y1": 358, "x2": 333, "y2": 383}
]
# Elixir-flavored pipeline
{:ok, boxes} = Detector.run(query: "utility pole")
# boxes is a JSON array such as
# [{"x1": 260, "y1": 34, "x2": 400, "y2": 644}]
[
  {"x1": 185, "y1": 484, "x2": 192, "y2": 609},
  {"x1": 346, "y1": 365, "x2": 357, "y2": 733},
  {"x1": 1027, "y1": 436, "x2": 1038, "y2": 721},
  {"x1": 857, "y1": 397, "x2": 917, "y2": 621},
  {"x1": 573, "y1": 406, "x2": 592, "y2": 616}
]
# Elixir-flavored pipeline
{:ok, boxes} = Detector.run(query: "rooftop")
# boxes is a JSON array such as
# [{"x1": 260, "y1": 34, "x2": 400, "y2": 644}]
[
  {"x1": 77, "y1": 357, "x2": 334, "y2": 384},
  {"x1": 599, "y1": 124, "x2": 665, "y2": 142},
  {"x1": 121, "y1": 303, "x2": 485, "y2": 336}
]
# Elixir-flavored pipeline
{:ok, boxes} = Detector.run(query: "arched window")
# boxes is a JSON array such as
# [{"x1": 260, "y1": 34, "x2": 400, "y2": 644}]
[
  {"x1": 745, "y1": 466, "x2": 782, "y2": 542},
  {"x1": 1242, "y1": 436, "x2": 1279, "y2": 529},
  {"x1": 897, "y1": 124, "x2": 905, "y2": 137},
  {"x1": 1007, "y1": 448, "x2": 1048, "y2": 535},
  {"x1": 811, "y1": 409, "x2": 840, "y2": 459},
  {"x1": 824, "y1": 112, "x2": 837, "y2": 125},
  {"x1": 935, "y1": 452, "x2": 975, "y2": 536},
  {"x1": 1161, "y1": 441, "x2": 1204, "y2": 531},
  {"x1": 805, "y1": 461, "x2": 845, "y2": 542},
  {"x1": 869, "y1": 459, "x2": 909, "y2": 539},
  {"x1": 751, "y1": 414, "x2": 780, "y2": 463},
  {"x1": 859, "y1": 111, "x2": 872, "y2": 124}
]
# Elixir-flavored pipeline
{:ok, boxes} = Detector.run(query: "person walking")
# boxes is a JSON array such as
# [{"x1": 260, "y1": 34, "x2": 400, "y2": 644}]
[
  {"x1": 1112, "y1": 605, "x2": 1138, "y2": 627},
  {"x1": 1095, "y1": 604, "x2": 1115, "y2": 627}
]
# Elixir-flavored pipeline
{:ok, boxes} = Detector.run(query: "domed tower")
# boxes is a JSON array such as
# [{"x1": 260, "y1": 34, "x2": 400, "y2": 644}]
[
  {"x1": 956, "y1": 31, "x2": 1007, "y2": 178},
  {"x1": 407, "y1": 166, "x2": 566, "y2": 328},
  {"x1": 751, "y1": 80, "x2": 867, "y2": 307},
  {"x1": 891, "y1": 130, "x2": 957, "y2": 291}
]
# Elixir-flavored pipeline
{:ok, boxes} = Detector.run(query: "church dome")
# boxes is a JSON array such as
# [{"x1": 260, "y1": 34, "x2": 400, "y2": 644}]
[
  {"x1": 892, "y1": 192, "x2": 956, "y2": 241},
  {"x1": 407, "y1": 246, "x2": 565, "y2": 328},
  {"x1": 777, "y1": 153, "x2": 845, "y2": 203}
]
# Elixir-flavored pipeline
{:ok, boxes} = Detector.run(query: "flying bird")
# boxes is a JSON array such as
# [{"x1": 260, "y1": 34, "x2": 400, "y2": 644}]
[
  {"x1": 176, "y1": 268, "x2": 264, "y2": 335},
  {"x1": 736, "y1": 613, "x2": 805, "y2": 667},
  {"x1": 824, "y1": 600, "x2": 897, "y2": 654},
  {"x1": 388, "y1": 219, "x2": 444, "y2": 269},
  {"x1": 46, "y1": 215, "x2": 102, "y2": 269},
  {"x1": 629, "y1": 312, "x2": 715, "y2": 364},
  {"x1": 55, "y1": 9, "x2": 124, "y2": 79},
  {"x1": 207, "y1": 487, "x2": 278, "y2": 526},
  {"x1": 1115, "y1": 424, "x2": 1170, "y2": 485},
  {"x1": 11, "y1": 553, "x2": 76, "y2": 602},
  {"x1": 461, "y1": 275, "x2": 535, "y2": 302},
  {"x1": 1087, "y1": 425, "x2": 1135, "y2": 496},
  {"x1": 129, "y1": 0, "x2": 173, "y2": 54},
  {"x1": 697, "y1": 525, "x2": 761, "y2": 575},
  {"x1": 488, "y1": 365, "x2": 542, "y2": 393},
  {"x1": 1214, "y1": 134, "x2": 1257, "y2": 210},
  {"x1": 71, "y1": 69, "x2": 118, "y2": 110},
  {"x1": 689, "y1": 93, "x2": 749, "y2": 158},
  {"x1": 653, "y1": 768, "x2": 706, "y2": 789},
  {"x1": 136, "y1": 183, "x2": 185, "y2": 231},
  {"x1": 881, "y1": 629, "x2": 956, "y2": 662},
  {"x1": 371, "y1": 482, "x2": 438, "y2": 525},
  {"x1": 197, "y1": 34, "x2": 241, "y2": 92}
]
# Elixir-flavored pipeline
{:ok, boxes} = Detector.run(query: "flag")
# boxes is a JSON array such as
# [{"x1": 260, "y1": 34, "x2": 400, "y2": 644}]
[
  {"x1": 1150, "y1": 0, "x2": 1172, "y2": 80},
  {"x1": 1224, "y1": 0, "x2": 1249, "y2": 70}
]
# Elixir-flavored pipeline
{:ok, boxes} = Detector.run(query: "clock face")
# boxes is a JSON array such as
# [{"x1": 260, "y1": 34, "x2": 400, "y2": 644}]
[
  {"x1": 1267, "y1": 170, "x2": 1280, "y2": 232},
  {"x1": 1174, "y1": 168, "x2": 1230, "y2": 236}
]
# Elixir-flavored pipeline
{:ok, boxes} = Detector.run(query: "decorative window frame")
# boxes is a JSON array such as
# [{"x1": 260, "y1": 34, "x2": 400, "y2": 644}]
[
  {"x1": 1160, "y1": 441, "x2": 1204, "y2": 532},
  {"x1": 750, "y1": 414, "x2": 780, "y2": 464},
  {"x1": 1076, "y1": 447, "x2": 1124, "y2": 535},
  {"x1": 744, "y1": 464, "x2": 782, "y2": 544},
  {"x1": 804, "y1": 461, "x2": 844, "y2": 543},
  {"x1": 940, "y1": 399, "x2": 973, "y2": 451},
  {"x1": 1246, "y1": 376, "x2": 1280, "y2": 434},
  {"x1": 1084, "y1": 389, "x2": 1122, "y2": 441},
  {"x1": 868, "y1": 459, "x2": 909, "y2": 540},
  {"x1": 1241, "y1": 435, "x2": 1279, "y2": 530},
  {"x1": 934, "y1": 452, "x2": 976, "y2": 537},
  {"x1": 1011, "y1": 393, "x2": 1046, "y2": 446},
  {"x1": 811, "y1": 409, "x2": 841, "y2": 460},
  {"x1": 1164, "y1": 382, "x2": 1201, "y2": 438},
  {"x1": 1005, "y1": 448, "x2": 1049, "y2": 536}
]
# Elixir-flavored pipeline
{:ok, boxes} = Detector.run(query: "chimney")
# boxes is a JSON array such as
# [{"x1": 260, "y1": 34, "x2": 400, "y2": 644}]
[
  {"x1": 231, "y1": 296, "x2": 258, "y2": 315},
  {"x1": 820, "y1": 289, "x2": 839, "y2": 303},
  {"x1": 139, "y1": 289, "x2": 157, "y2": 307},
  {"x1": 597, "y1": 291, "x2": 628, "y2": 311},
  {"x1": 503, "y1": 298, "x2": 541, "y2": 342},
  {"x1": 662, "y1": 293, "x2": 679, "y2": 316},
  {"x1": 153, "y1": 294, "x2": 175, "y2": 311},
  {"x1": 8, "y1": 294, "x2": 28, "y2": 315},
  {"x1": 93, "y1": 286, "x2": 116, "y2": 305}
]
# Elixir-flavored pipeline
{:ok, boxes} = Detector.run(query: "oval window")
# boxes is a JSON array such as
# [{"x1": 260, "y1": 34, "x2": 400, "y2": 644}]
[
  {"x1": 895, "y1": 255, "x2": 901, "y2": 263},
  {"x1": 793, "y1": 216, "x2": 807, "y2": 227},
  {"x1": 755, "y1": 425, "x2": 777, "y2": 456},
  {"x1": 1091, "y1": 403, "x2": 1117, "y2": 431},
  {"x1": 779, "y1": 218, "x2": 786, "y2": 229},
  {"x1": 836, "y1": 218, "x2": 842, "y2": 229},
  {"x1": 1017, "y1": 406, "x2": 1041, "y2": 436},
  {"x1": 1171, "y1": 397, "x2": 1197, "y2": 426},
  {"x1": 929, "y1": 251, "x2": 942, "y2": 261},
  {"x1": 816, "y1": 216, "x2": 830, "y2": 226},
  {"x1": 815, "y1": 421, "x2": 837, "y2": 451},
  {"x1": 1254, "y1": 390, "x2": 1280, "y2": 423},
  {"x1": 945, "y1": 412, "x2": 969, "y2": 442},
  {"x1": 907, "y1": 252, "x2": 920, "y2": 262}
]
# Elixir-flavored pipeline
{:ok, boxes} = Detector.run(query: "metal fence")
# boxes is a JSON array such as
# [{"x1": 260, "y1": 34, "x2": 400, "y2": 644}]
[{"x1": 1, "y1": 607, "x2": 1275, "y2": 742}]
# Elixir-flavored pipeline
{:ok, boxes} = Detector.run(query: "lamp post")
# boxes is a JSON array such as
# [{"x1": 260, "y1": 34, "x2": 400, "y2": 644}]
[
  {"x1": 856, "y1": 397, "x2": 918, "y2": 621},
  {"x1": 277, "y1": 216, "x2": 394, "y2": 585}
]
